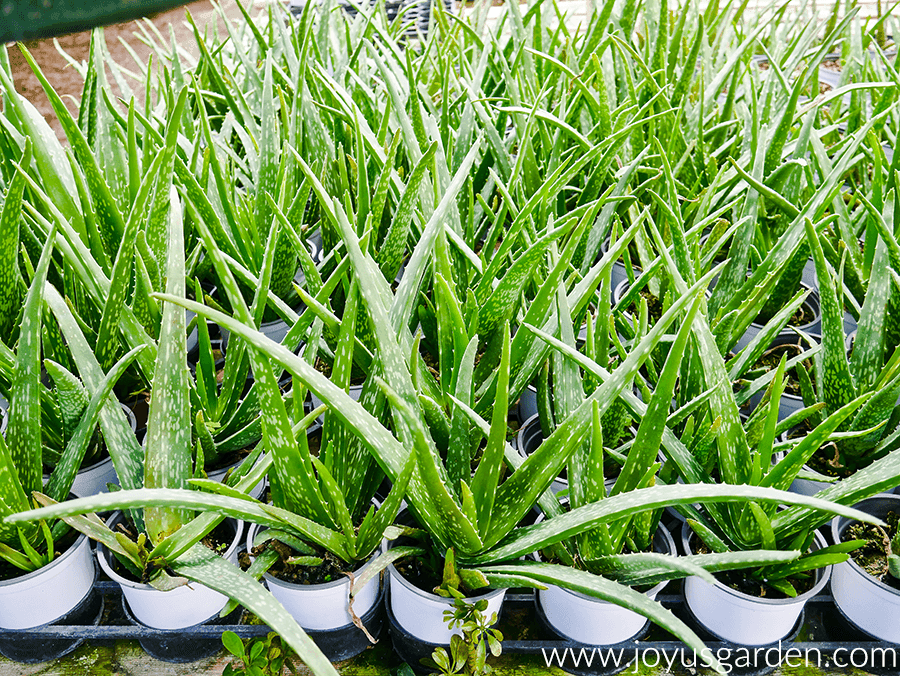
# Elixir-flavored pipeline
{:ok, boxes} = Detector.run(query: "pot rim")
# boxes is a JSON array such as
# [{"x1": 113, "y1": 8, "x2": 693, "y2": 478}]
[
  {"x1": 749, "y1": 283, "x2": 821, "y2": 332},
  {"x1": 386, "y1": 558, "x2": 506, "y2": 605},
  {"x1": 681, "y1": 523, "x2": 831, "y2": 605},
  {"x1": 98, "y1": 512, "x2": 243, "y2": 590},
  {"x1": 517, "y1": 414, "x2": 632, "y2": 488},
  {"x1": 613, "y1": 279, "x2": 712, "y2": 314},
  {"x1": 246, "y1": 522, "x2": 377, "y2": 592},
  {"x1": 0, "y1": 531, "x2": 90, "y2": 590},
  {"x1": 830, "y1": 493, "x2": 900, "y2": 597}
]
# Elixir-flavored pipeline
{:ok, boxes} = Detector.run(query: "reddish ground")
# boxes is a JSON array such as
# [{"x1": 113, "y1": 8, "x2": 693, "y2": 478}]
[{"x1": 6, "y1": 0, "x2": 246, "y2": 141}]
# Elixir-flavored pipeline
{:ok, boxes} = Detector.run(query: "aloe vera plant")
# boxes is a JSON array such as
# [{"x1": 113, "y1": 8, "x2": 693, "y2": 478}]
[
  {"x1": 125, "y1": 157, "x2": 889, "y2": 674},
  {"x1": 759, "y1": 216, "x2": 900, "y2": 477},
  {"x1": 5, "y1": 184, "x2": 342, "y2": 676}
]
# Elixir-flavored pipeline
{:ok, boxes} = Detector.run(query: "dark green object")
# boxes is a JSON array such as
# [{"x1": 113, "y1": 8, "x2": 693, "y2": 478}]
[{"x1": 0, "y1": 0, "x2": 194, "y2": 43}]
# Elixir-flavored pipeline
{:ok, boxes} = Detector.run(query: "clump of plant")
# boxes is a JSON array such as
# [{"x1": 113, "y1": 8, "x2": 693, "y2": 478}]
[
  {"x1": 787, "y1": 220, "x2": 900, "y2": 476},
  {"x1": 222, "y1": 630, "x2": 299, "y2": 676},
  {"x1": 644, "y1": 231, "x2": 900, "y2": 599},
  {"x1": 421, "y1": 596, "x2": 503, "y2": 676},
  {"x1": 892, "y1": 530, "x2": 900, "y2": 582},
  {"x1": 0, "y1": 232, "x2": 142, "y2": 575}
]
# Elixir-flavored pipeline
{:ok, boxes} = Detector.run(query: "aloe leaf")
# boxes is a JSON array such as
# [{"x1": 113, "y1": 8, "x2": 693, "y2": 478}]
[
  {"x1": 553, "y1": 275, "x2": 588, "y2": 508},
  {"x1": 95, "y1": 148, "x2": 166, "y2": 371},
  {"x1": 378, "y1": 379, "x2": 482, "y2": 554},
  {"x1": 477, "y1": 220, "x2": 577, "y2": 338},
  {"x1": 0, "y1": 65, "x2": 80, "y2": 234},
  {"x1": 0, "y1": 140, "x2": 29, "y2": 342},
  {"x1": 145, "y1": 87, "x2": 190, "y2": 288},
  {"x1": 851, "y1": 226, "x2": 891, "y2": 390},
  {"x1": 468, "y1": 478, "x2": 883, "y2": 567},
  {"x1": 7, "y1": 488, "x2": 349, "y2": 561},
  {"x1": 0, "y1": 432, "x2": 30, "y2": 544},
  {"x1": 170, "y1": 544, "x2": 338, "y2": 676},
  {"x1": 470, "y1": 324, "x2": 511, "y2": 538},
  {"x1": 7, "y1": 227, "x2": 55, "y2": 498},
  {"x1": 356, "y1": 447, "x2": 416, "y2": 558},
  {"x1": 378, "y1": 142, "x2": 437, "y2": 282},
  {"x1": 17, "y1": 169, "x2": 157, "y2": 378},
  {"x1": 493, "y1": 203, "x2": 604, "y2": 406},
  {"x1": 255, "y1": 57, "x2": 279, "y2": 255},
  {"x1": 325, "y1": 197, "x2": 481, "y2": 552},
  {"x1": 144, "y1": 188, "x2": 190, "y2": 544},
  {"x1": 646, "y1": 218, "x2": 752, "y2": 488},
  {"x1": 805, "y1": 219, "x2": 856, "y2": 416},
  {"x1": 603, "y1": 549, "x2": 802, "y2": 587},
  {"x1": 44, "y1": 360, "x2": 88, "y2": 441},
  {"x1": 480, "y1": 562, "x2": 725, "y2": 675},
  {"x1": 32, "y1": 493, "x2": 138, "y2": 565},
  {"x1": 149, "y1": 294, "x2": 413, "y2": 533},
  {"x1": 220, "y1": 547, "x2": 279, "y2": 618},
  {"x1": 18, "y1": 44, "x2": 125, "y2": 260}
]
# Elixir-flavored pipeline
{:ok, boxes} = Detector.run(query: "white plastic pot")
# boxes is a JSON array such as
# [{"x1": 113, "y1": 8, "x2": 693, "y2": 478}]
[
  {"x1": 97, "y1": 514, "x2": 244, "y2": 630},
  {"x1": 682, "y1": 524, "x2": 830, "y2": 645},
  {"x1": 246, "y1": 524, "x2": 379, "y2": 630},
  {"x1": 387, "y1": 561, "x2": 505, "y2": 645},
  {"x1": 69, "y1": 456, "x2": 120, "y2": 498},
  {"x1": 788, "y1": 472, "x2": 833, "y2": 497},
  {"x1": 830, "y1": 494, "x2": 900, "y2": 642},
  {"x1": 0, "y1": 532, "x2": 94, "y2": 630},
  {"x1": 207, "y1": 453, "x2": 266, "y2": 500},
  {"x1": 538, "y1": 524, "x2": 675, "y2": 645}
]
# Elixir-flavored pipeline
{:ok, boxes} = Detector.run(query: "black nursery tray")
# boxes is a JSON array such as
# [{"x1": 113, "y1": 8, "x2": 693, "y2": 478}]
[{"x1": 3, "y1": 579, "x2": 900, "y2": 676}]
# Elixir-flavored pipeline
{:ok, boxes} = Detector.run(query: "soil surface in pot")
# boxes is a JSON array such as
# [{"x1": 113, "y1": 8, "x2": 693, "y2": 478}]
[
  {"x1": 787, "y1": 419, "x2": 857, "y2": 480},
  {"x1": 394, "y1": 554, "x2": 493, "y2": 599},
  {"x1": 248, "y1": 540, "x2": 351, "y2": 586},
  {"x1": 747, "y1": 343, "x2": 811, "y2": 397},
  {"x1": 392, "y1": 541, "x2": 491, "y2": 599},
  {"x1": 844, "y1": 510, "x2": 900, "y2": 591},
  {"x1": 0, "y1": 528, "x2": 80, "y2": 582},
  {"x1": 622, "y1": 289, "x2": 665, "y2": 324},
  {"x1": 806, "y1": 443, "x2": 854, "y2": 479}
]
